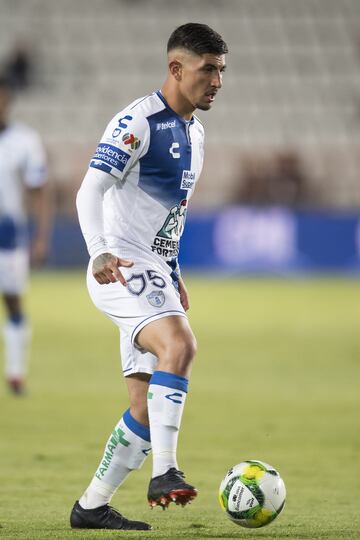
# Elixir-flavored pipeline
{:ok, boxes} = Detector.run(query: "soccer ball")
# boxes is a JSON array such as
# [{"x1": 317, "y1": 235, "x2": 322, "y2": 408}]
[{"x1": 218, "y1": 460, "x2": 286, "y2": 528}]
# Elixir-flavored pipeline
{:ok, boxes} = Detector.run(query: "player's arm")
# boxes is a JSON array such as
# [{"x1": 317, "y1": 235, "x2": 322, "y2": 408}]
[
  {"x1": 28, "y1": 183, "x2": 50, "y2": 267},
  {"x1": 24, "y1": 130, "x2": 50, "y2": 267},
  {"x1": 76, "y1": 167, "x2": 134, "y2": 285},
  {"x1": 172, "y1": 259, "x2": 189, "y2": 311},
  {"x1": 77, "y1": 109, "x2": 149, "y2": 285},
  {"x1": 178, "y1": 275, "x2": 190, "y2": 311}
]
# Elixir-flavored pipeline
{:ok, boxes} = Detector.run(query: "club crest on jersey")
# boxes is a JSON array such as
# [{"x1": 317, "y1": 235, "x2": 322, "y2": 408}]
[
  {"x1": 180, "y1": 170, "x2": 196, "y2": 191},
  {"x1": 122, "y1": 132, "x2": 141, "y2": 150},
  {"x1": 146, "y1": 290, "x2": 165, "y2": 307}
]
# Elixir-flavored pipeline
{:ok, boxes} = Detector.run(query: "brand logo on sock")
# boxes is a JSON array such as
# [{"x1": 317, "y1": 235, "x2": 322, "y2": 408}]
[
  {"x1": 95, "y1": 427, "x2": 130, "y2": 480},
  {"x1": 142, "y1": 447, "x2": 152, "y2": 456},
  {"x1": 165, "y1": 392, "x2": 183, "y2": 404}
]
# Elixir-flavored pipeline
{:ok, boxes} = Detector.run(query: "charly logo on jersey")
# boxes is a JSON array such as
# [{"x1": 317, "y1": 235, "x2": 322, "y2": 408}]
[
  {"x1": 180, "y1": 170, "x2": 196, "y2": 191},
  {"x1": 146, "y1": 290, "x2": 165, "y2": 308},
  {"x1": 156, "y1": 120, "x2": 177, "y2": 131},
  {"x1": 122, "y1": 132, "x2": 141, "y2": 150},
  {"x1": 151, "y1": 199, "x2": 188, "y2": 258},
  {"x1": 112, "y1": 115, "x2": 133, "y2": 138},
  {"x1": 169, "y1": 142, "x2": 180, "y2": 159}
]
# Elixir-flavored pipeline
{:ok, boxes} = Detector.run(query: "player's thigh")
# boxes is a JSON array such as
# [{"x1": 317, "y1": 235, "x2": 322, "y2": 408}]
[
  {"x1": 86, "y1": 258, "x2": 186, "y2": 376},
  {"x1": 136, "y1": 315, "x2": 197, "y2": 367}
]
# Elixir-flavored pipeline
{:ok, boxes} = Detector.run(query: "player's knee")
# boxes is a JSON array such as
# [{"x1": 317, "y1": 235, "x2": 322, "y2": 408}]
[{"x1": 162, "y1": 332, "x2": 197, "y2": 373}]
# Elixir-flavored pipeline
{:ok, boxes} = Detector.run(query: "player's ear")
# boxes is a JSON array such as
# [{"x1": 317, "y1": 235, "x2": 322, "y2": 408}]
[{"x1": 169, "y1": 60, "x2": 182, "y2": 81}]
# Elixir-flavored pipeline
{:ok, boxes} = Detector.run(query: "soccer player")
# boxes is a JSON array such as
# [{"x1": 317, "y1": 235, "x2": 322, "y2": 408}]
[
  {"x1": 72, "y1": 23, "x2": 228, "y2": 531},
  {"x1": 0, "y1": 77, "x2": 49, "y2": 394}
]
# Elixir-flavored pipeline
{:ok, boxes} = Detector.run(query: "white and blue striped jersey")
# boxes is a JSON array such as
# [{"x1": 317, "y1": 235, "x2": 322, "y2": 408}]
[
  {"x1": 88, "y1": 91, "x2": 204, "y2": 274},
  {"x1": 0, "y1": 123, "x2": 47, "y2": 249}
]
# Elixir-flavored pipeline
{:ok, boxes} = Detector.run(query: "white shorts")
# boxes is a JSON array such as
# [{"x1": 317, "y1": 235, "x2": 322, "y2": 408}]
[
  {"x1": 86, "y1": 256, "x2": 187, "y2": 376},
  {"x1": 0, "y1": 248, "x2": 29, "y2": 295}
]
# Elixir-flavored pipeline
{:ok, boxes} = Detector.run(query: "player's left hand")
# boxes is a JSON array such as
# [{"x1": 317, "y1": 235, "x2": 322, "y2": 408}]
[
  {"x1": 178, "y1": 277, "x2": 190, "y2": 311},
  {"x1": 30, "y1": 237, "x2": 48, "y2": 267}
]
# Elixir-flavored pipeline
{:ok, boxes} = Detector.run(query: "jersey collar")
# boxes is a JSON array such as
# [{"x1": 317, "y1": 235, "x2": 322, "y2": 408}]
[{"x1": 155, "y1": 90, "x2": 194, "y2": 125}]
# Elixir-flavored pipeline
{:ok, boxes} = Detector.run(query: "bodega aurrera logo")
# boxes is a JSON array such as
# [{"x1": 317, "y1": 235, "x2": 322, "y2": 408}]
[{"x1": 180, "y1": 170, "x2": 196, "y2": 191}]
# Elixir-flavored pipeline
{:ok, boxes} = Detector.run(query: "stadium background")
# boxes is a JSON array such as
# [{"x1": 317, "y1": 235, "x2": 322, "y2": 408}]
[
  {"x1": 1, "y1": 1, "x2": 360, "y2": 539},
  {"x1": 2, "y1": 0, "x2": 360, "y2": 271}
]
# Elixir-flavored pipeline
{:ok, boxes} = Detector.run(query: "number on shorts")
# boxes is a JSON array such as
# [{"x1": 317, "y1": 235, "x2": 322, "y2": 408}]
[{"x1": 127, "y1": 269, "x2": 166, "y2": 296}]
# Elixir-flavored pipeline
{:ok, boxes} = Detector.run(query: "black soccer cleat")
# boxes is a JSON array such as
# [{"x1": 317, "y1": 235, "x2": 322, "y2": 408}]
[
  {"x1": 70, "y1": 500, "x2": 152, "y2": 530},
  {"x1": 147, "y1": 468, "x2": 197, "y2": 509}
]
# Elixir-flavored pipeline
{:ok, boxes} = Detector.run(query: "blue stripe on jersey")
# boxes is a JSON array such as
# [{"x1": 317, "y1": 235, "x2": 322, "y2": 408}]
[
  {"x1": 0, "y1": 217, "x2": 18, "y2": 249},
  {"x1": 166, "y1": 258, "x2": 180, "y2": 285},
  {"x1": 90, "y1": 160, "x2": 112, "y2": 174},
  {"x1": 138, "y1": 108, "x2": 192, "y2": 209}
]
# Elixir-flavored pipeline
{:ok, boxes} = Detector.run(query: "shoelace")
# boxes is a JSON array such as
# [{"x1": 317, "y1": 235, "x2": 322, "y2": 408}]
[
  {"x1": 107, "y1": 506, "x2": 124, "y2": 518},
  {"x1": 167, "y1": 468, "x2": 185, "y2": 480},
  {"x1": 104, "y1": 506, "x2": 132, "y2": 527}
]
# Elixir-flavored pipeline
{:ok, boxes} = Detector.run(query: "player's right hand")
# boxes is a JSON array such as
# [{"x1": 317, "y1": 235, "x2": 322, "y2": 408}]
[{"x1": 92, "y1": 252, "x2": 134, "y2": 286}]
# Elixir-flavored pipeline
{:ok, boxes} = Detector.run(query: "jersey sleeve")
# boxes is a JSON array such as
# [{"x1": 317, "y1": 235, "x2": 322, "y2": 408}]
[
  {"x1": 23, "y1": 130, "x2": 47, "y2": 188},
  {"x1": 89, "y1": 108, "x2": 150, "y2": 180}
]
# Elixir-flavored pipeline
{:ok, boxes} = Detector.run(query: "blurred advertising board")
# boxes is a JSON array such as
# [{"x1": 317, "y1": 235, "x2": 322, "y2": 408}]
[
  {"x1": 49, "y1": 208, "x2": 360, "y2": 272},
  {"x1": 179, "y1": 207, "x2": 360, "y2": 273}
]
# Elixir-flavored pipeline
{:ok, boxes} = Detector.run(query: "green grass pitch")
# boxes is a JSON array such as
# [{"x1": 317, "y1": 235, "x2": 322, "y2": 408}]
[{"x1": 1, "y1": 272, "x2": 360, "y2": 539}]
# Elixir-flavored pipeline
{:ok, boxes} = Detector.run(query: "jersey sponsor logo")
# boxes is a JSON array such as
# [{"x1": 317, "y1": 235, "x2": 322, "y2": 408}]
[
  {"x1": 169, "y1": 142, "x2": 180, "y2": 159},
  {"x1": 112, "y1": 115, "x2": 133, "y2": 138},
  {"x1": 95, "y1": 426, "x2": 130, "y2": 480},
  {"x1": 151, "y1": 199, "x2": 187, "y2": 258},
  {"x1": 180, "y1": 170, "x2": 196, "y2": 191},
  {"x1": 156, "y1": 119, "x2": 177, "y2": 131},
  {"x1": 91, "y1": 143, "x2": 130, "y2": 173},
  {"x1": 122, "y1": 132, "x2": 141, "y2": 150},
  {"x1": 146, "y1": 290, "x2": 165, "y2": 307}
]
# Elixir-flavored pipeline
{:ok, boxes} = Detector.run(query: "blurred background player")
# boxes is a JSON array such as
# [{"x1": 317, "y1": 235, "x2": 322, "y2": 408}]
[
  {"x1": 72, "y1": 23, "x2": 227, "y2": 531},
  {"x1": 0, "y1": 76, "x2": 49, "y2": 394}
]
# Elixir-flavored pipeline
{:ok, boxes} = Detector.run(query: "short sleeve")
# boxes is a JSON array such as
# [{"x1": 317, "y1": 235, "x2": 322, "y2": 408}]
[
  {"x1": 23, "y1": 130, "x2": 47, "y2": 188},
  {"x1": 89, "y1": 108, "x2": 150, "y2": 180}
]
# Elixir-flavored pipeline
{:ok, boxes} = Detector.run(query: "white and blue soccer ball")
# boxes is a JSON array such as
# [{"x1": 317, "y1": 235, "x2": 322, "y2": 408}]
[{"x1": 219, "y1": 460, "x2": 286, "y2": 528}]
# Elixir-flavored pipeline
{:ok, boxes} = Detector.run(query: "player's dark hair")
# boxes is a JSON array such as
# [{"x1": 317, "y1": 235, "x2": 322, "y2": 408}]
[{"x1": 167, "y1": 23, "x2": 228, "y2": 56}]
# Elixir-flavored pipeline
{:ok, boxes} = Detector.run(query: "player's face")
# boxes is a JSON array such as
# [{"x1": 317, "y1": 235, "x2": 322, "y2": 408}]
[{"x1": 181, "y1": 53, "x2": 226, "y2": 112}]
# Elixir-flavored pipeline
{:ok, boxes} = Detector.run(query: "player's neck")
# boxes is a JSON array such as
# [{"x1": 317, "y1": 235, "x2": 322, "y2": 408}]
[{"x1": 160, "y1": 83, "x2": 194, "y2": 121}]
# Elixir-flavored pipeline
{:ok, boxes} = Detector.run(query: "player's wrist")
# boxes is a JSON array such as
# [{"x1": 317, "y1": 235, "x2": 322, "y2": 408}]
[
  {"x1": 89, "y1": 247, "x2": 111, "y2": 260},
  {"x1": 88, "y1": 235, "x2": 109, "y2": 259}
]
